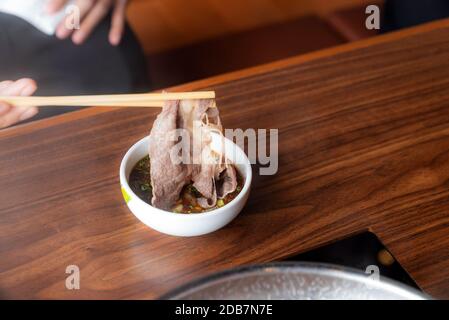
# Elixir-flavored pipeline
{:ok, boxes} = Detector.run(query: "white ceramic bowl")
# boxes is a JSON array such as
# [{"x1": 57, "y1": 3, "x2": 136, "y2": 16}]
[{"x1": 120, "y1": 133, "x2": 252, "y2": 237}]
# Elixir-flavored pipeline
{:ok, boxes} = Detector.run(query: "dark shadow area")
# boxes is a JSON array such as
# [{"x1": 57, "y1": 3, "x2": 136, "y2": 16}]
[{"x1": 284, "y1": 232, "x2": 420, "y2": 290}]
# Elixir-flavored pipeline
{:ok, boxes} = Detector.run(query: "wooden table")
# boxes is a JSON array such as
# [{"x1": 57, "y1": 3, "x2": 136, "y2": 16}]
[{"x1": 1, "y1": 19, "x2": 449, "y2": 300}]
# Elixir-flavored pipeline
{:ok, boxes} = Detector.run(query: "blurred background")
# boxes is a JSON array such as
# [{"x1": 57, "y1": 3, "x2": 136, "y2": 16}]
[{"x1": 128, "y1": 0, "x2": 382, "y2": 88}]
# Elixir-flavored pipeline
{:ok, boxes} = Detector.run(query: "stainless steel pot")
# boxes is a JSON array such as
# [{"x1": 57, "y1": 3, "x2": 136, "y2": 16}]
[{"x1": 164, "y1": 262, "x2": 429, "y2": 300}]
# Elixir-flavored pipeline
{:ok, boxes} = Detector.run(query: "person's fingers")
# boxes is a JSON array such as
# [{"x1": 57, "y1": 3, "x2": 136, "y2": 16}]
[
  {"x1": 19, "y1": 107, "x2": 39, "y2": 121},
  {"x1": 1, "y1": 79, "x2": 34, "y2": 96},
  {"x1": 15, "y1": 78, "x2": 38, "y2": 122},
  {"x1": 109, "y1": 0, "x2": 127, "y2": 46},
  {"x1": 56, "y1": 0, "x2": 94, "y2": 40},
  {"x1": 72, "y1": 0, "x2": 111, "y2": 45},
  {"x1": 46, "y1": 0, "x2": 69, "y2": 14},
  {"x1": 19, "y1": 79, "x2": 38, "y2": 96},
  {"x1": 0, "y1": 106, "x2": 38, "y2": 129},
  {"x1": 1, "y1": 78, "x2": 37, "y2": 96},
  {"x1": 0, "y1": 79, "x2": 38, "y2": 128},
  {"x1": 0, "y1": 80, "x2": 14, "y2": 92},
  {"x1": 0, "y1": 81, "x2": 16, "y2": 123},
  {"x1": 0, "y1": 106, "x2": 21, "y2": 128},
  {"x1": 0, "y1": 103, "x2": 11, "y2": 116}
]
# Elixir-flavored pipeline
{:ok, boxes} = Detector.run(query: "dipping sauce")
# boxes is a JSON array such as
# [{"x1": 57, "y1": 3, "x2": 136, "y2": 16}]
[{"x1": 129, "y1": 156, "x2": 244, "y2": 214}]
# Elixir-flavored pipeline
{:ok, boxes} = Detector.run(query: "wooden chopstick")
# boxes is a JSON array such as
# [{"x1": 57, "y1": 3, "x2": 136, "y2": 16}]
[
  {"x1": 0, "y1": 99, "x2": 166, "y2": 108},
  {"x1": 0, "y1": 91, "x2": 216, "y2": 108}
]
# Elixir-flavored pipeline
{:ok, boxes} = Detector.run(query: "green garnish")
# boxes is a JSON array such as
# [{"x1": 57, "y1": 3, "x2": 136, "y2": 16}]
[
  {"x1": 188, "y1": 185, "x2": 203, "y2": 198},
  {"x1": 140, "y1": 183, "x2": 151, "y2": 191}
]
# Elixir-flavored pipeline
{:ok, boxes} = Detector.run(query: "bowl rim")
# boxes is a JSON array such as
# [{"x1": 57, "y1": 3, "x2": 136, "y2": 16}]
[
  {"x1": 161, "y1": 261, "x2": 430, "y2": 300},
  {"x1": 120, "y1": 133, "x2": 252, "y2": 219}
]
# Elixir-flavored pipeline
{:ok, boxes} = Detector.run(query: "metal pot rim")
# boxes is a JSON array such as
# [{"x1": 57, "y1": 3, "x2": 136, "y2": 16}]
[{"x1": 162, "y1": 261, "x2": 430, "y2": 300}]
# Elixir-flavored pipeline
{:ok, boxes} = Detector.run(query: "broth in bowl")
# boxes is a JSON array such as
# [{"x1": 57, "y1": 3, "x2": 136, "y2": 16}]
[{"x1": 129, "y1": 155, "x2": 244, "y2": 214}]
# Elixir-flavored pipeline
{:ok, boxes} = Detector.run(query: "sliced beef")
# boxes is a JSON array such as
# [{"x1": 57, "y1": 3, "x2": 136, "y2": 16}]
[
  {"x1": 148, "y1": 98, "x2": 237, "y2": 211},
  {"x1": 180, "y1": 99, "x2": 222, "y2": 208},
  {"x1": 217, "y1": 165, "x2": 238, "y2": 199},
  {"x1": 148, "y1": 100, "x2": 189, "y2": 210}
]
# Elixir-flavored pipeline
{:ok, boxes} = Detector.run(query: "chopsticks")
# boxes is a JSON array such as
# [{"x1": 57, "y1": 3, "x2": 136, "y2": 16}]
[{"x1": 0, "y1": 91, "x2": 216, "y2": 108}]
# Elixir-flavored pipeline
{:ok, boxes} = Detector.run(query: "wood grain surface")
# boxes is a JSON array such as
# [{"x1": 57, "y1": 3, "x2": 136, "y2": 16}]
[{"x1": 1, "y1": 19, "x2": 449, "y2": 299}]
